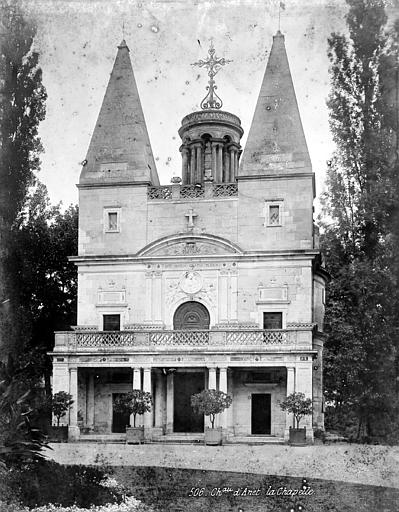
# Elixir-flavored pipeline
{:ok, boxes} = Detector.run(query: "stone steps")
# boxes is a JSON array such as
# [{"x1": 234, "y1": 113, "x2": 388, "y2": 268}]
[
  {"x1": 227, "y1": 436, "x2": 285, "y2": 445},
  {"x1": 79, "y1": 434, "x2": 126, "y2": 443},
  {"x1": 153, "y1": 433, "x2": 205, "y2": 444},
  {"x1": 77, "y1": 433, "x2": 285, "y2": 445}
]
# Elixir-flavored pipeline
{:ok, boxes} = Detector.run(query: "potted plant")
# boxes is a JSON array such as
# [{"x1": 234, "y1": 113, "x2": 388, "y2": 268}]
[
  {"x1": 113, "y1": 390, "x2": 152, "y2": 444},
  {"x1": 191, "y1": 389, "x2": 232, "y2": 445},
  {"x1": 279, "y1": 391, "x2": 313, "y2": 445},
  {"x1": 48, "y1": 391, "x2": 74, "y2": 442}
]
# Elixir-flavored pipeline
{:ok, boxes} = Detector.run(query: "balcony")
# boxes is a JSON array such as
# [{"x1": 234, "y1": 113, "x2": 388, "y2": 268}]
[
  {"x1": 147, "y1": 182, "x2": 238, "y2": 201},
  {"x1": 53, "y1": 327, "x2": 313, "y2": 353}
]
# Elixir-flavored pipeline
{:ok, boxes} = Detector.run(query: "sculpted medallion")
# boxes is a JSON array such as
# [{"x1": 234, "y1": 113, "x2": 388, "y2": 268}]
[{"x1": 179, "y1": 271, "x2": 203, "y2": 295}]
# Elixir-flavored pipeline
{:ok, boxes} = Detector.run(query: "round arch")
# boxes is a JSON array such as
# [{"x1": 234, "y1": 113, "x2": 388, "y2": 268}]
[{"x1": 173, "y1": 301, "x2": 210, "y2": 330}]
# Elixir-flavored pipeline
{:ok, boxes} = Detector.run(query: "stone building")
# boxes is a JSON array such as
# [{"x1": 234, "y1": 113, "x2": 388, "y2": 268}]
[{"x1": 50, "y1": 31, "x2": 327, "y2": 442}]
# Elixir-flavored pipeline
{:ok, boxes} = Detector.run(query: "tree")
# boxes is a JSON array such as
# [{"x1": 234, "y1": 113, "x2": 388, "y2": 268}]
[
  {"x1": 279, "y1": 392, "x2": 313, "y2": 429},
  {"x1": 50, "y1": 391, "x2": 74, "y2": 427},
  {"x1": 10, "y1": 183, "x2": 78, "y2": 396},
  {"x1": 113, "y1": 390, "x2": 152, "y2": 428},
  {"x1": 191, "y1": 389, "x2": 232, "y2": 429},
  {"x1": 321, "y1": 0, "x2": 399, "y2": 441},
  {"x1": 0, "y1": 0, "x2": 47, "y2": 360}
]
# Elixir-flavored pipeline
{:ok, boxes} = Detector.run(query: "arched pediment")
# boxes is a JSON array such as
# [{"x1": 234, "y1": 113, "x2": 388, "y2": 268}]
[{"x1": 137, "y1": 234, "x2": 243, "y2": 257}]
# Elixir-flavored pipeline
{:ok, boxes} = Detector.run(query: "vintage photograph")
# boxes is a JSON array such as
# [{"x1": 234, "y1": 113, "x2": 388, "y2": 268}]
[{"x1": 1, "y1": 0, "x2": 399, "y2": 511}]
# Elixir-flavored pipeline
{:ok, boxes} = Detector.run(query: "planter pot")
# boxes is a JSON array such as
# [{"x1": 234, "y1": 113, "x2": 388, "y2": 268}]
[
  {"x1": 204, "y1": 427, "x2": 223, "y2": 446},
  {"x1": 289, "y1": 427, "x2": 307, "y2": 446},
  {"x1": 48, "y1": 426, "x2": 69, "y2": 443},
  {"x1": 126, "y1": 426, "x2": 144, "y2": 444}
]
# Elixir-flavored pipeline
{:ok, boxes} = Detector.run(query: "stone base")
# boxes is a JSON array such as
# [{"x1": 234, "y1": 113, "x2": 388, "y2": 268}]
[
  {"x1": 284, "y1": 427, "x2": 313, "y2": 444},
  {"x1": 144, "y1": 426, "x2": 157, "y2": 442},
  {"x1": 68, "y1": 426, "x2": 80, "y2": 442}
]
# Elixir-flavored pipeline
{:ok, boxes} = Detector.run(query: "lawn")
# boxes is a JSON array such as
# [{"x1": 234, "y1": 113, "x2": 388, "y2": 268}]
[
  {"x1": 114, "y1": 466, "x2": 399, "y2": 512},
  {"x1": 2, "y1": 462, "x2": 398, "y2": 511}
]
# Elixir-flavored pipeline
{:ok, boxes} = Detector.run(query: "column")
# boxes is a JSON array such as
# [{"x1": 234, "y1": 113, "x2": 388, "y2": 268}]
[
  {"x1": 181, "y1": 146, "x2": 189, "y2": 184},
  {"x1": 131, "y1": 367, "x2": 142, "y2": 427},
  {"x1": 86, "y1": 372, "x2": 95, "y2": 428},
  {"x1": 154, "y1": 372, "x2": 164, "y2": 427},
  {"x1": 145, "y1": 272, "x2": 152, "y2": 322},
  {"x1": 196, "y1": 144, "x2": 202, "y2": 184},
  {"x1": 218, "y1": 271, "x2": 228, "y2": 322},
  {"x1": 234, "y1": 148, "x2": 238, "y2": 178},
  {"x1": 285, "y1": 366, "x2": 295, "y2": 438},
  {"x1": 211, "y1": 143, "x2": 217, "y2": 180},
  {"x1": 207, "y1": 367, "x2": 217, "y2": 428},
  {"x1": 219, "y1": 367, "x2": 228, "y2": 430},
  {"x1": 68, "y1": 367, "x2": 80, "y2": 440},
  {"x1": 217, "y1": 144, "x2": 223, "y2": 182},
  {"x1": 223, "y1": 148, "x2": 229, "y2": 182},
  {"x1": 190, "y1": 146, "x2": 195, "y2": 184},
  {"x1": 153, "y1": 272, "x2": 162, "y2": 323},
  {"x1": 208, "y1": 367, "x2": 217, "y2": 390},
  {"x1": 230, "y1": 272, "x2": 238, "y2": 322},
  {"x1": 143, "y1": 368, "x2": 153, "y2": 439},
  {"x1": 166, "y1": 371, "x2": 174, "y2": 433},
  {"x1": 295, "y1": 360, "x2": 313, "y2": 440},
  {"x1": 229, "y1": 149, "x2": 235, "y2": 182}
]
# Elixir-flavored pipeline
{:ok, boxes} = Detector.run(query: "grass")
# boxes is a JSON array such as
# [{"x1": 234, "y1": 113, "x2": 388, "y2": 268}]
[{"x1": 113, "y1": 466, "x2": 399, "y2": 512}]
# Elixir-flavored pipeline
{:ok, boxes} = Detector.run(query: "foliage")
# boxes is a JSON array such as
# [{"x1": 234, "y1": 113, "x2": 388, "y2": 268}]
[
  {"x1": 321, "y1": 0, "x2": 399, "y2": 442},
  {"x1": 113, "y1": 391, "x2": 152, "y2": 428},
  {"x1": 0, "y1": 0, "x2": 47, "y2": 360},
  {"x1": 0, "y1": 359, "x2": 49, "y2": 466},
  {"x1": 279, "y1": 392, "x2": 312, "y2": 429},
  {"x1": 3, "y1": 460, "x2": 129, "y2": 509},
  {"x1": 50, "y1": 391, "x2": 74, "y2": 427},
  {"x1": 9, "y1": 183, "x2": 78, "y2": 395},
  {"x1": 190, "y1": 389, "x2": 232, "y2": 428}
]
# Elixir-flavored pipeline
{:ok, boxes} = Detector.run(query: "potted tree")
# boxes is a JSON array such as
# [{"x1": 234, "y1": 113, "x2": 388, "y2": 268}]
[
  {"x1": 191, "y1": 389, "x2": 232, "y2": 445},
  {"x1": 279, "y1": 392, "x2": 313, "y2": 445},
  {"x1": 113, "y1": 390, "x2": 152, "y2": 444},
  {"x1": 49, "y1": 391, "x2": 74, "y2": 442}
]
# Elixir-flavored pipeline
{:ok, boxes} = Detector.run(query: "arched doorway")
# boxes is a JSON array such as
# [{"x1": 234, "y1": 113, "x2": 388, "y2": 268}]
[
  {"x1": 172, "y1": 301, "x2": 209, "y2": 433},
  {"x1": 173, "y1": 301, "x2": 210, "y2": 330}
]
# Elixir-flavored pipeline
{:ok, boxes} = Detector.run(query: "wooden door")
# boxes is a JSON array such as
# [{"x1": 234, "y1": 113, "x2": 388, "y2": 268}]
[
  {"x1": 251, "y1": 393, "x2": 271, "y2": 435},
  {"x1": 173, "y1": 301, "x2": 210, "y2": 330}
]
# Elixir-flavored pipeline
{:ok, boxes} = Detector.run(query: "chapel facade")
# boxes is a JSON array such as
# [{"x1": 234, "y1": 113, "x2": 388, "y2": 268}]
[{"x1": 50, "y1": 31, "x2": 327, "y2": 443}]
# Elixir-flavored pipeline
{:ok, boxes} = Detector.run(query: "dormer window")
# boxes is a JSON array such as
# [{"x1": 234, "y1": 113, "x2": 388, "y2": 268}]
[{"x1": 104, "y1": 208, "x2": 121, "y2": 233}]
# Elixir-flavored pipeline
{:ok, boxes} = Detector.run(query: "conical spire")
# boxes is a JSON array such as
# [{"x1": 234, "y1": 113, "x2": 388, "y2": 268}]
[
  {"x1": 240, "y1": 31, "x2": 311, "y2": 177},
  {"x1": 79, "y1": 40, "x2": 159, "y2": 186}
]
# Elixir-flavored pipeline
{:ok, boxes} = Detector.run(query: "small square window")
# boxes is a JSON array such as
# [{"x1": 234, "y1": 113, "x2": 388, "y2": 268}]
[
  {"x1": 264, "y1": 200, "x2": 283, "y2": 227},
  {"x1": 269, "y1": 205, "x2": 280, "y2": 225},
  {"x1": 103, "y1": 314, "x2": 120, "y2": 331},
  {"x1": 108, "y1": 212, "x2": 118, "y2": 231},
  {"x1": 104, "y1": 208, "x2": 121, "y2": 233},
  {"x1": 263, "y1": 312, "x2": 283, "y2": 329}
]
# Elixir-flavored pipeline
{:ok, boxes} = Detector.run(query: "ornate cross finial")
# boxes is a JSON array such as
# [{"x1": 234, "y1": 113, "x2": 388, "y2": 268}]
[{"x1": 192, "y1": 40, "x2": 232, "y2": 110}]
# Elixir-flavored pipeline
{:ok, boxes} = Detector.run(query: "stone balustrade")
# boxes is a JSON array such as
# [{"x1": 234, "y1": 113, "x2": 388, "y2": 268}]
[
  {"x1": 54, "y1": 327, "x2": 313, "y2": 352},
  {"x1": 147, "y1": 182, "x2": 238, "y2": 201}
]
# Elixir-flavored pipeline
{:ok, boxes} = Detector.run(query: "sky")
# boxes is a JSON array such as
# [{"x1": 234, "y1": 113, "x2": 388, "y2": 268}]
[{"x1": 23, "y1": 0, "x2": 352, "y2": 210}]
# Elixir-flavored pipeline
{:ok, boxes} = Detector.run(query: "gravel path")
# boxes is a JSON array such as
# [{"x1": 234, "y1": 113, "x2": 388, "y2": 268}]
[{"x1": 45, "y1": 442, "x2": 399, "y2": 489}]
